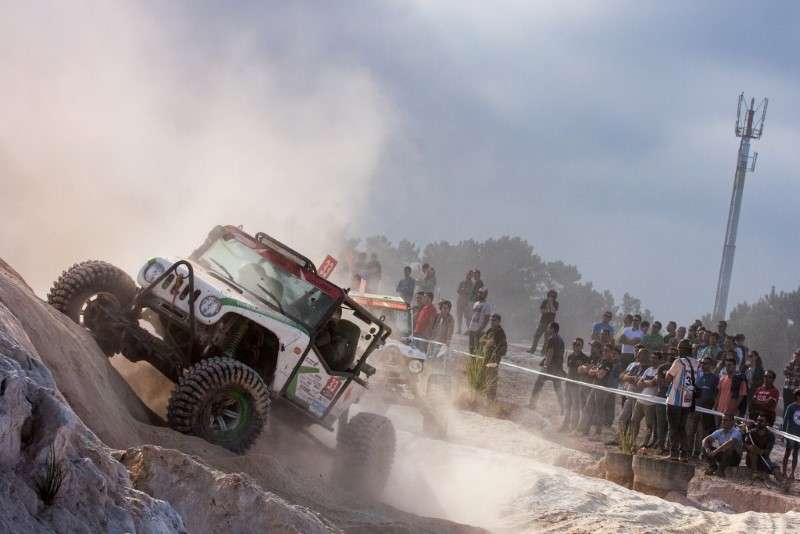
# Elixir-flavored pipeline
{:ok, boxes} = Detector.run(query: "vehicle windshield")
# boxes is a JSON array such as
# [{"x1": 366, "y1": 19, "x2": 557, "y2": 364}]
[{"x1": 195, "y1": 234, "x2": 338, "y2": 331}]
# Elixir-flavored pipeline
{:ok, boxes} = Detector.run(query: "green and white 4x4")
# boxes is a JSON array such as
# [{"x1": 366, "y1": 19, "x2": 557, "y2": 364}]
[{"x1": 48, "y1": 225, "x2": 396, "y2": 495}]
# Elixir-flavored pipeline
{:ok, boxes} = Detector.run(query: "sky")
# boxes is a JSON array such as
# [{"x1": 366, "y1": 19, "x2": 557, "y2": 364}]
[{"x1": 2, "y1": 1, "x2": 798, "y2": 323}]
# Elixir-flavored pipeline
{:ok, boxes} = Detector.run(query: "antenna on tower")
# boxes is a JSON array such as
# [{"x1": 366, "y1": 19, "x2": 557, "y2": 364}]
[{"x1": 712, "y1": 93, "x2": 768, "y2": 322}]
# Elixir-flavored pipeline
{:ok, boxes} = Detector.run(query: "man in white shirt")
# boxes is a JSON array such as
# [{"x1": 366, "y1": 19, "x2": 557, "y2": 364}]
[{"x1": 619, "y1": 314, "x2": 644, "y2": 368}]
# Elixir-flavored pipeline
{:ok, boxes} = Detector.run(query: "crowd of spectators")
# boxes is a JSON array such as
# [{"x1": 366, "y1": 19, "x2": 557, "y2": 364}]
[
  {"x1": 527, "y1": 311, "x2": 800, "y2": 480},
  {"x1": 386, "y1": 260, "x2": 800, "y2": 481}
]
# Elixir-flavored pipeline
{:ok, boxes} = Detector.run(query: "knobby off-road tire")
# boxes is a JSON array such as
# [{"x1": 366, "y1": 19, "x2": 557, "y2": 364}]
[
  {"x1": 167, "y1": 357, "x2": 270, "y2": 454},
  {"x1": 47, "y1": 260, "x2": 137, "y2": 355},
  {"x1": 334, "y1": 412, "x2": 396, "y2": 496}
]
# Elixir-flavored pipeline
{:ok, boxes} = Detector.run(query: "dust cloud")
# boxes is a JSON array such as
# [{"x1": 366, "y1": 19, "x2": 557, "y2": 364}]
[{"x1": 0, "y1": 2, "x2": 391, "y2": 296}]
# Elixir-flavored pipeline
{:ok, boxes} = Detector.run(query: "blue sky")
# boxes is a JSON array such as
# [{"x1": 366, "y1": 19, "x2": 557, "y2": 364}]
[{"x1": 2, "y1": 1, "x2": 798, "y2": 324}]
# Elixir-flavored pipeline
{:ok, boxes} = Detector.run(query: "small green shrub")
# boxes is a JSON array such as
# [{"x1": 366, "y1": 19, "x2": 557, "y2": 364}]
[
  {"x1": 619, "y1": 429, "x2": 635, "y2": 455},
  {"x1": 36, "y1": 444, "x2": 67, "y2": 506}
]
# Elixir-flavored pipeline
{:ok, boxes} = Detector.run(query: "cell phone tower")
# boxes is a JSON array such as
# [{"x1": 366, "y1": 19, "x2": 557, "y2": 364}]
[{"x1": 712, "y1": 93, "x2": 768, "y2": 322}]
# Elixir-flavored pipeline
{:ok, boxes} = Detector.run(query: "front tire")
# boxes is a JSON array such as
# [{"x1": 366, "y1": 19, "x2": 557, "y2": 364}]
[
  {"x1": 334, "y1": 412, "x2": 396, "y2": 496},
  {"x1": 166, "y1": 357, "x2": 270, "y2": 453},
  {"x1": 47, "y1": 260, "x2": 137, "y2": 355}
]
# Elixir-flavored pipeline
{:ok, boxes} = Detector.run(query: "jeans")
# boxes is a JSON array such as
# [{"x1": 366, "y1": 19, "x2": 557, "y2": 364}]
[
  {"x1": 685, "y1": 409, "x2": 712, "y2": 457},
  {"x1": 653, "y1": 403, "x2": 668, "y2": 449},
  {"x1": 704, "y1": 445, "x2": 741, "y2": 473},
  {"x1": 617, "y1": 397, "x2": 636, "y2": 437},
  {"x1": 667, "y1": 405, "x2": 691, "y2": 456},
  {"x1": 468, "y1": 330, "x2": 483, "y2": 354},
  {"x1": 529, "y1": 373, "x2": 564, "y2": 410},
  {"x1": 530, "y1": 318, "x2": 551, "y2": 352},
  {"x1": 630, "y1": 401, "x2": 655, "y2": 447},
  {"x1": 578, "y1": 390, "x2": 608, "y2": 434},
  {"x1": 563, "y1": 382, "x2": 582, "y2": 428}
]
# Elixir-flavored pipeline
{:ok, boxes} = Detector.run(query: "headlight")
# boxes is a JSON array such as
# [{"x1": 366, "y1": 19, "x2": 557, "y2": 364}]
[
  {"x1": 407, "y1": 359, "x2": 424, "y2": 374},
  {"x1": 143, "y1": 262, "x2": 166, "y2": 283},
  {"x1": 199, "y1": 295, "x2": 222, "y2": 317}
]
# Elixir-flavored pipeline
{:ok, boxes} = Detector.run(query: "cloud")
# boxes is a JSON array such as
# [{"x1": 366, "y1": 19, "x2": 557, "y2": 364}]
[{"x1": 0, "y1": 1, "x2": 392, "y2": 295}]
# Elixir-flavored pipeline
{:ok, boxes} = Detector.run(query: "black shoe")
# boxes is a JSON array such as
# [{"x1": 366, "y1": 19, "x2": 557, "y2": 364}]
[{"x1": 526, "y1": 348, "x2": 536, "y2": 354}]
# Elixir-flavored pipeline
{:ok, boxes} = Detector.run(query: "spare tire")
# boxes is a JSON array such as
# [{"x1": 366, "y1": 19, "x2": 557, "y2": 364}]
[
  {"x1": 47, "y1": 260, "x2": 137, "y2": 355},
  {"x1": 334, "y1": 412, "x2": 395, "y2": 496},
  {"x1": 166, "y1": 357, "x2": 270, "y2": 454}
]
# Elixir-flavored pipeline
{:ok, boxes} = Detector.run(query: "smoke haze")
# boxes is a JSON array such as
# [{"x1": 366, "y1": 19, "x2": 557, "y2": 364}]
[{"x1": 1, "y1": 2, "x2": 391, "y2": 294}]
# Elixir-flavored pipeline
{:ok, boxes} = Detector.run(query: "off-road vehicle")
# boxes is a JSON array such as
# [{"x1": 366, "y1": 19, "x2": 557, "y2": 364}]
[
  {"x1": 350, "y1": 293, "x2": 453, "y2": 437},
  {"x1": 47, "y1": 225, "x2": 395, "y2": 494}
]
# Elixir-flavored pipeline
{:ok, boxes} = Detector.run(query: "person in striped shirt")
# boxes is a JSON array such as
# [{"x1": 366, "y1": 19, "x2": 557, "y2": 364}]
[{"x1": 664, "y1": 339, "x2": 699, "y2": 461}]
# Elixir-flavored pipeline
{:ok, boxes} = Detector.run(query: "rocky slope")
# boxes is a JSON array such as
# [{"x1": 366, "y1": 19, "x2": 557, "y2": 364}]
[{"x1": 0, "y1": 262, "x2": 482, "y2": 533}]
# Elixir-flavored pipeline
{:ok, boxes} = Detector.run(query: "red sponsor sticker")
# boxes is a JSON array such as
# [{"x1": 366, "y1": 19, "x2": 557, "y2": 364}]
[
  {"x1": 321, "y1": 376, "x2": 342, "y2": 400},
  {"x1": 318, "y1": 255, "x2": 338, "y2": 279}
]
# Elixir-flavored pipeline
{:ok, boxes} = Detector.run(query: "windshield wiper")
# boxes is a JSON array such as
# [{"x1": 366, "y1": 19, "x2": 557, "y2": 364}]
[
  {"x1": 257, "y1": 284, "x2": 284, "y2": 314},
  {"x1": 208, "y1": 258, "x2": 234, "y2": 281}
]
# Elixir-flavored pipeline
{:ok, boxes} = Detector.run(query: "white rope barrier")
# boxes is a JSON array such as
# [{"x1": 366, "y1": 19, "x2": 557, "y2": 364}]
[{"x1": 405, "y1": 335, "x2": 800, "y2": 444}]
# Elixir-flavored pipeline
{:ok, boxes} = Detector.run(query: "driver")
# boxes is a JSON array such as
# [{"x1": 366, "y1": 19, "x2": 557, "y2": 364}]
[{"x1": 316, "y1": 308, "x2": 356, "y2": 371}]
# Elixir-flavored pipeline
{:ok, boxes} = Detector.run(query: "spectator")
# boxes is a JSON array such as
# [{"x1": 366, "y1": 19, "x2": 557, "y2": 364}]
[
  {"x1": 696, "y1": 331, "x2": 715, "y2": 362},
  {"x1": 664, "y1": 339, "x2": 699, "y2": 461},
  {"x1": 471, "y1": 270, "x2": 484, "y2": 301},
  {"x1": 746, "y1": 350, "x2": 765, "y2": 393},
  {"x1": 480, "y1": 313, "x2": 507, "y2": 401},
  {"x1": 619, "y1": 314, "x2": 644, "y2": 368},
  {"x1": 455, "y1": 270, "x2": 475, "y2": 335},
  {"x1": 735, "y1": 333, "x2": 750, "y2": 362},
  {"x1": 417, "y1": 263, "x2": 436, "y2": 296},
  {"x1": 702, "y1": 414, "x2": 743, "y2": 477},
  {"x1": 430, "y1": 300, "x2": 455, "y2": 350},
  {"x1": 782, "y1": 389, "x2": 800, "y2": 480},
  {"x1": 651, "y1": 347, "x2": 675, "y2": 453},
  {"x1": 528, "y1": 321, "x2": 565, "y2": 411},
  {"x1": 618, "y1": 347, "x2": 648, "y2": 439},
  {"x1": 716, "y1": 320, "x2": 728, "y2": 345},
  {"x1": 783, "y1": 349, "x2": 800, "y2": 413},
  {"x1": 675, "y1": 326, "x2": 687, "y2": 346},
  {"x1": 718, "y1": 336, "x2": 744, "y2": 374},
  {"x1": 662, "y1": 321, "x2": 678, "y2": 345},
  {"x1": 716, "y1": 353, "x2": 749, "y2": 416},
  {"x1": 412, "y1": 292, "x2": 437, "y2": 351},
  {"x1": 528, "y1": 290, "x2": 559, "y2": 354},
  {"x1": 642, "y1": 321, "x2": 665, "y2": 353},
  {"x1": 591, "y1": 311, "x2": 615, "y2": 342},
  {"x1": 562, "y1": 338, "x2": 589, "y2": 431},
  {"x1": 615, "y1": 314, "x2": 633, "y2": 349},
  {"x1": 396, "y1": 266, "x2": 416, "y2": 304},
  {"x1": 365, "y1": 253, "x2": 382, "y2": 292},
  {"x1": 742, "y1": 415, "x2": 775, "y2": 478},
  {"x1": 685, "y1": 356, "x2": 719, "y2": 457},
  {"x1": 467, "y1": 287, "x2": 491, "y2": 354},
  {"x1": 630, "y1": 351, "x2": 660, "y2": 448},
  {"x1": 749, "y1": 370, "x2": 780, "y2": 425},
  {"x1": 577, "y1": 344, "x2": 615, "y2": 438},
  {"x1": 354, "y1": 252, "x2": 368, "y2": 283}
]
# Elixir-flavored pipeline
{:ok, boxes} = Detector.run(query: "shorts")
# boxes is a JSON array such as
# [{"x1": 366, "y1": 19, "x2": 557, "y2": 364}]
[{"x1": 787, "y1": 439, "x2": 800, "y2": 452}]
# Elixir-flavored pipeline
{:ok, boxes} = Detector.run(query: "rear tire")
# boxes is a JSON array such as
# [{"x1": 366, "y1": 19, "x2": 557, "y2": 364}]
[
  {"x1": 166, "y1": 357, "x2": 270, "y2": 454},
  {"x1": 47, "y1": 260, "x2": 137, "y2": 355},
  {"x1": 334, "y1": 412, "x2": 396, "y2": 496}
]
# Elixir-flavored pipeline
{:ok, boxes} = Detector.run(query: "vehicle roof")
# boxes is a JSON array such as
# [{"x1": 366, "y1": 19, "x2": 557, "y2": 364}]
[
  {"x1": 221, "y1": 225, "x2": 345, "y2": 301},
  {"x1": 351, "y1": 292, "x2": 409, "y2": 311}
]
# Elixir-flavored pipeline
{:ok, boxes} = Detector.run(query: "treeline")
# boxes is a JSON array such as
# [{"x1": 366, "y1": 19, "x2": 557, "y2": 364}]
[
  {"x1": 722, "y1": 287, "x2": 800, "y2": 373},
  {"x1": 339, "y1": 235, "x2": 652, "y2": 343}
]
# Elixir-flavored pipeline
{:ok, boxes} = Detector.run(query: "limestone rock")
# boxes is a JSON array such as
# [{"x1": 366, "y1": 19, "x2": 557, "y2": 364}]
[
  {"x1": 0, "y1": 302, "x2": 186, "y2": 534},
  {"x1": 121, "y1": 445, "x2": 339, "y2": 534}
]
